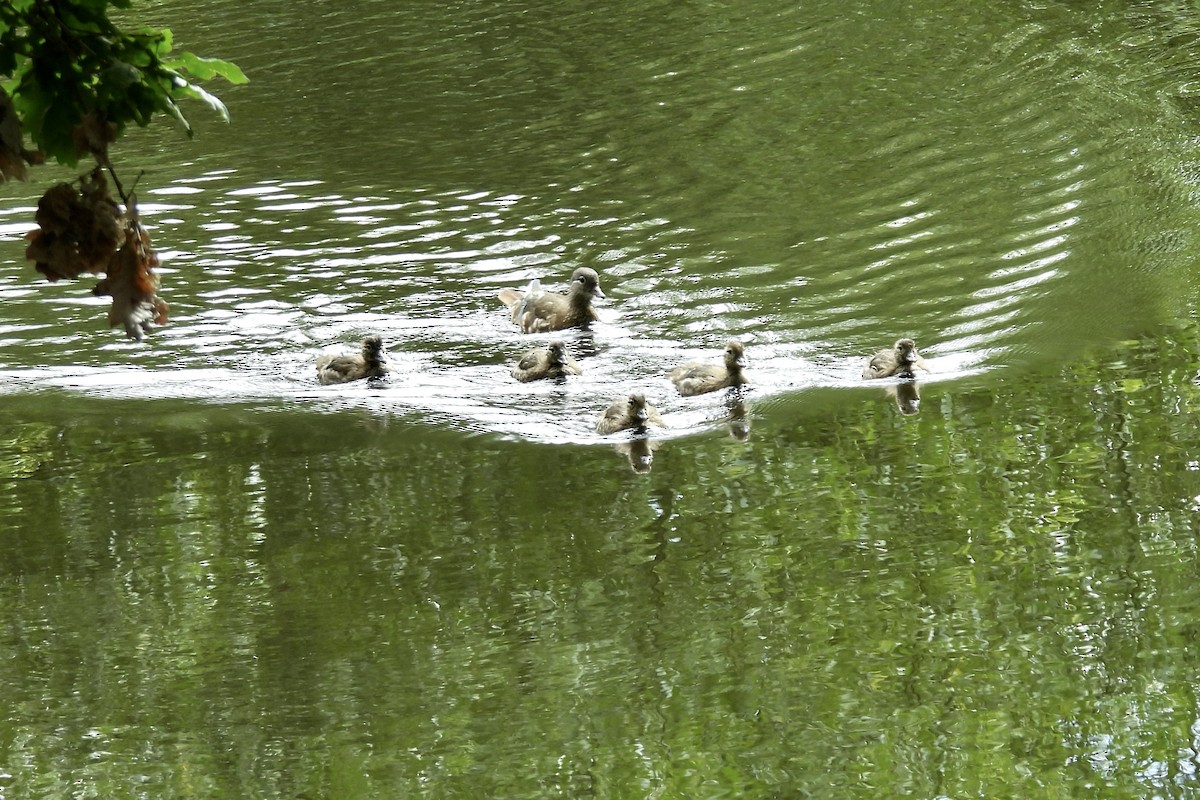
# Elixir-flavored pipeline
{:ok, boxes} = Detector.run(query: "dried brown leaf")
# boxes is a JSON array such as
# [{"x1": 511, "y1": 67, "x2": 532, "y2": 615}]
[
  {"x1": 93, "y1": 215, "x2": 167, "y2": 341},
  {"x1": 0, "y1": 88, "x2": 27, "y2": 182}
]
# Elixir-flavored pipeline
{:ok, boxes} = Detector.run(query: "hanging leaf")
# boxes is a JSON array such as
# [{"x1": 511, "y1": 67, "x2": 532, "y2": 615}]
[
  {"x1": 164, "y1": 52, "x2": 249, "y2": 84},
  {"x1": 169, "y1": 76, "x2": 229, "y2": 123}
]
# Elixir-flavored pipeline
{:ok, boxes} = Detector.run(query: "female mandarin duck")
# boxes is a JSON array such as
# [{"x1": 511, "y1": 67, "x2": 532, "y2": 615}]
[
  {"x1": 510, "y1": 340, "x2": 582, "y2": 382},
  {"x1": 670, "y1": 339, "x2": 749, "y2": 396},
  {"x1": 596, "y1": 393, "x2": 667, "y2": 435},
  {"x1": 316, "y1": 334, "x2": 389, "y2": 385},
  {"x1": 498, "y1": 267, "x2": 605, "y2": 333},
  {"x1": 862, "y1": 338, "x2": 929, "y2": 380}
]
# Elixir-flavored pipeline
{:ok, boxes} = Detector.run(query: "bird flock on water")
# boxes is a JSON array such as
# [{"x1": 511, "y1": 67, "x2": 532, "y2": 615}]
[{"x1": 315, "y1": 267, "x2": 929, "y2": 454}]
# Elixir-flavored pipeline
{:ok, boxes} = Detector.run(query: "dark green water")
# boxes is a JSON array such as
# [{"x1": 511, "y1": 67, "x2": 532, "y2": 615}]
[{"x1": 5, "y1": 0, "x2": 1200, "y2": 797}]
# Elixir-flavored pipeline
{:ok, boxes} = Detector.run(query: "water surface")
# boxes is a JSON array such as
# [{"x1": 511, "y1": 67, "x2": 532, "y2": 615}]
[{"x1": 4, "y1": 0, "x2": 1200, "y2": 797}]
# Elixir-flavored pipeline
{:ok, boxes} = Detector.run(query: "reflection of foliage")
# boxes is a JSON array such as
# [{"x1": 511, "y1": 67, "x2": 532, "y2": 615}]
[
  {"x1": 0, "y1": 423, "x2": 59, "y2": 482},
  {"x1": 0, "y1": 0, "x2": 246, "y2": 339}
]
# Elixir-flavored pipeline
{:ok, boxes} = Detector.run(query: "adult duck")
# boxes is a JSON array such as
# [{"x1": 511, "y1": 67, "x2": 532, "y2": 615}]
[{"x1": 498, "y1": 267, "x2": 605, "y2": 333}]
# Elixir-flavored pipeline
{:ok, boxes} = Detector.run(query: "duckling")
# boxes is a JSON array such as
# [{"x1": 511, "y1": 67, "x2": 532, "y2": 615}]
[
  {"x1": 316, "y1": 334, "x2": 388, "y2": 385},
  {"x1": 670, "y1": 339, "x2": 749, "y2": 396},
  {"x1": 510, "y1": 340, "x2": 582, "y2": 382},
  {"x1": 596, "y1": 393, "x2": 666, "y2": 435},
  {"x1": 498, "y1": 267, "x2": 605, "y2": 333},
  {"x1": 862, "y1": 338, "x2": 929, "y2": 379}
]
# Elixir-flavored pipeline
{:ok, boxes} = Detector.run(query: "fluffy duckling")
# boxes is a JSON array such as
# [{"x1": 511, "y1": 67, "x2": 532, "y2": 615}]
[
  {"x1": 596, "y1": 393, "x2": 666, "y2": 435},
  {"x1": 316, "y1": 334, "x2": 388, "y2": 385},
  {"x1": 862, "y1": 338, "x2": 930, "y2": 380},
  {"x1": 670, "y1": 339, "x2": 749, "y2": 396},
  {"x1": 510, "y1": 340, "x2": 582, "y2": 382},
  {"x1": 498, "y1": 267, "x2": 605, "y2": 333}
]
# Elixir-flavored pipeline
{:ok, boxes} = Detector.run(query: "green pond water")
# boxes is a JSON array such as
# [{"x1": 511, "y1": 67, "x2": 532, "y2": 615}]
[{"x1": 5, "y1": 0, "x2": 1200, "y2": 797}]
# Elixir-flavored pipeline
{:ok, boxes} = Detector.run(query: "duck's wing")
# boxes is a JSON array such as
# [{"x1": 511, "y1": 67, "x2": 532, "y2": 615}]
[
  {"x1": 499, "y1": 278, "x2": 543, "y2": 315},
  {"x1": 518, "y1": 291, "x2": 571, "y2": 333},
  {"x1": 671, "y1": 361, "x2": 719, "y2": 382},
  {"x1": 515, "y1": 348, "x2": 545, "y2": 372},
  {"x1": 498, "y1": 287, "x2": 523, "y2": 310},
  {"x1": 596, "y1": 402, "x2": 628, "y2": 434},
  {"x1": 515, "y1": 279, "x2": 542, "y2": 317},
  {"x1": 862, "y1": 350, "x2": 894, "y2": 379},
  {"x1": 316, "y1": 355, "x2": 365, "y2": 384}
]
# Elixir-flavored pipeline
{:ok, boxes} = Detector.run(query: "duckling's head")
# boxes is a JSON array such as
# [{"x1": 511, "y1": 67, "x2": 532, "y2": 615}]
[
  {"x1": 724, "y1": 339, "x2": 747, "y2": 369},
  {"x1": 628, "y1": 393, "x2": 649, "y2": 422},
  {"x1": 894, "y1": 338, "x2": 919, "y2": 363},
  {"x1": 362, "y1": 334, "x2": 385, "y2": 358},
  {"x1": 571, "y1": 267, "x2": 605, "y2": 299},
  {"x1": 547, "y1": 340, "x2": 568, "y2": 364}
]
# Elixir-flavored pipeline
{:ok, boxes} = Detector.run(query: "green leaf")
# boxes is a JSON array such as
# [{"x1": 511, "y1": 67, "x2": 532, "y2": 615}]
[
  {"x1": 164, "y1": 52, "x2": 248, "y2": 84},
  {"x1": 170, "y1": 75, "x2": 229, "y2": 123},
  {"x1": 161, "y1": 95, "x2": 193, "y2": 136}
]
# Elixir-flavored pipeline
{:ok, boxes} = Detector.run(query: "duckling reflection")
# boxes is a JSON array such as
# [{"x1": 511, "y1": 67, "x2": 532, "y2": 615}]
[
  {"x1": 726, "y1": 397, "x2": 751, "y2": 441},
  {"x1": 862, "y1": 337, "x2": 930, "y2": 380},
  {"x1": 887, "y1": 381, "x2": 921, "y2": 416},
  {"x1": 316, "y1": 334, "x2": 389, "y2": 385},
  {"x1": 615, "y1": 436, "x2": 659, "y2": 474}
]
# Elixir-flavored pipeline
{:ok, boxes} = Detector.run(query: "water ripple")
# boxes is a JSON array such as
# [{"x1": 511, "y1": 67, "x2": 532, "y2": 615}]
[{"x1": 1, "y1": 0, "x2": 1197, "y2": 441}]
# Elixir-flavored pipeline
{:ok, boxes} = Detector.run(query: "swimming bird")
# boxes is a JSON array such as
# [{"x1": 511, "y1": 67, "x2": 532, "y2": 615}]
[
  {"x1": 862, "y1": 338, "x2": 929, "y2": 380},
  {"x1": 596, "y1": 393, "x2": 666, "y2": 435},
  {"x1": 316, "y1": 334, "x2": 389, "y2": 385},
  {"x1": 670, "y1": 339, "x2": 749, "y2": 396},
  {"x1": 498, "y1": 267, "x2": 605, "y2": 333},
  {"x1": 510, "y1": 340, "x2": 582, "y2": 382}
]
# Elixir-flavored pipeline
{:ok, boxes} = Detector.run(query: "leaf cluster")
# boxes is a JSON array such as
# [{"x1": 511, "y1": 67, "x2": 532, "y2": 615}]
[
  {"x1": 26, "y1": 168, "x2": 168, "y2": 340},
  {"x1": 0, "y1": 0, "x2": 244, "y2": 340},
  {"x1": 0, "y1": 0, "x2": 247, "y2": 166}
]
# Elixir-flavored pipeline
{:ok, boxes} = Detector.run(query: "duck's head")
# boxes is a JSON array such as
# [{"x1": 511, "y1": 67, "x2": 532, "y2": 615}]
[
  {"x1": 724, "y1": 339, "x2": 747, "y2": 369},
  {"x1": 547, "y1": 340, "x2": 568, "y2": 364},
  {"x1": 362, "y1": 334, "x2": 385, "y2": 357},
  {"x1": 628, "y1": 392, "x2": 649, "y2": 422},
  {"x1": 571, "y1": 267, "x2": 605, "y2": 299},
  {"x1": 894, "y1": 338, "x2": 919, "y2": 363}
]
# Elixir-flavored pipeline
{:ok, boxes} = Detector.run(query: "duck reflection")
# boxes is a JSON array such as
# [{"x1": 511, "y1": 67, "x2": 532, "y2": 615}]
[
  {"x1": 726, "y1": 395, "x2": 751, "y2": 441},
  {"x1": 887, "y1": 381, "x2": 921, "y2": 415},
  {"x1": 615, "y1": 436, "x2": 659, "y2": 474}
]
